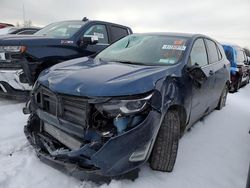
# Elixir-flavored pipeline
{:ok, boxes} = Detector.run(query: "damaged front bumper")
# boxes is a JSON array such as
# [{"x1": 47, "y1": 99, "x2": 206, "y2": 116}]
[{"x1": 24, "y1": 108, "x2": 161, "y2": 181}]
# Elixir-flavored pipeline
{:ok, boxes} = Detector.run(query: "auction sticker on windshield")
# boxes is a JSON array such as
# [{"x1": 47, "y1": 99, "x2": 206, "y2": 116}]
[
  {"x1": 0, "y1": 53, "x2": 6, "y2": 61},
  {"x1": 162, "y1": 45, "x2": 186, "y2": 51}
]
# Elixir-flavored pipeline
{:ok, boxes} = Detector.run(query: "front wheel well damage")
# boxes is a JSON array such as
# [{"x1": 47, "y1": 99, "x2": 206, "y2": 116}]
[{"x1": 167, "y1": 105, "x2": 187, "y2": 136}]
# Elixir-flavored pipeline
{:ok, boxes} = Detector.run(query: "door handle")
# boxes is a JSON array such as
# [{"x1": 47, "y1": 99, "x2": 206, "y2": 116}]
[{"x1": 209, "y1": 70, "x2": 214, "y2": 75}]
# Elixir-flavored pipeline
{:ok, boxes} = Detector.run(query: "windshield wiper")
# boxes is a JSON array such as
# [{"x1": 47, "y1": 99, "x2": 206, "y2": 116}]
[
  {"x1": 125, "y1": 39, "x2": 130, "y2": 48},
  {"x1": 98, "y1": 58, "x2": 149, "y2": 66},
  {"x1": 113, "y1": 60, "x2": 149, "y2": 66}
]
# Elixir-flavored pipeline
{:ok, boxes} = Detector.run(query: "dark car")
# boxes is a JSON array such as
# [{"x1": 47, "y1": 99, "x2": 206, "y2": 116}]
[
  {"x1": 222, "y1": 44, "x2": 249, "y2": 92},
  {"x1": 9, "y1": 27, "x2": 41, "y2": 35},
  {"x1": 24, "y1": 33, "x2": 230, "y2": 182},
  {"x1": 0, "y1": 27, "x2": 18, "y2": 35},
  {"x1": 0, "y1": 23, "x2": 14, "y2": 29},
  {"x1": 0, "y1": 18, "x2": 132, "y2": 99}
]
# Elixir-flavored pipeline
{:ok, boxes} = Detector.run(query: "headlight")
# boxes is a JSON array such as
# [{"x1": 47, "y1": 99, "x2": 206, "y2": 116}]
[
  {"x1": 96, "y1": 93, "x2": 153, "y2": 116},
  {"x1": 0, "y1": 46, "x2": 26, "y2": 53}
]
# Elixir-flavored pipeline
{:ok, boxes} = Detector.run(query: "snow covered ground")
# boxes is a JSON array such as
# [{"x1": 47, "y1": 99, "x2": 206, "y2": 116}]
[{"x1": 0, "y1": 85, "x2": 250, "y2": 188}]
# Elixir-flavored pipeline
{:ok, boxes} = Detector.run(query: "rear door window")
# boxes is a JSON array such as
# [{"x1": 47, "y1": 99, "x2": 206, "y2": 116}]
[
  {"x1": 205, "y1": 39, "x2": 219, "y2": 63},
  {"x1": 110, "y1": 26, "x2": 129, "y2": 43},
  {"x1": 190, "y1": 38, "x2": 208, "y2": 67}
]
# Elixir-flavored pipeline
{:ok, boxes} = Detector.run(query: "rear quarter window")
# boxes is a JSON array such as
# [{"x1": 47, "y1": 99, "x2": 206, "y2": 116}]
[
  {"x1": 216, "y1": 44, "x2": 223, "y2": 60},
  {"x1": 236, "y1": 50, "x2": 246, "y2": 63}
]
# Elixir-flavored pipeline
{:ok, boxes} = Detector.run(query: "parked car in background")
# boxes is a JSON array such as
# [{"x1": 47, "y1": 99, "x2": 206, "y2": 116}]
[
  {"x1": 0, "y1": 23, "x2": 14, "y2": 29},
  {"x1": 247, "y1": 164, "x2": 250, "y2": 188},
  {"x1": 0, "y1": 18, "x2": 132, "y2": 99},
  {"x1": 246, "y1": 56, "x2": 250, "y2": 78},
  {"x1": 222, "y1": 44, "x2": 249, "y2": 92},
  {"x1": 24, "y1": 33, "x2": 230, "y2": 182},
  {"x1": 0, "y1": 27, "x2": 18, "y2": 35},
  {"x1": 9, "y1": 27, "x2": 41, "y2": 35}
]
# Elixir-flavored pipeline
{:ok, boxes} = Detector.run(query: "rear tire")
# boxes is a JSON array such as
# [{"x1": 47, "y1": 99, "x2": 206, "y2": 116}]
[
  {"x1": 246, "y1": 75, "x2": 250, "y2": 85},
  {"x1": 150, "y1": 110, "x2": 180, "y2": 172},
  {"x1": 234, "y1": 76, "x2": 242, "y2": 92},
  {"x1": 216, "y1": 85, "x2": 228, "y2": 110}
]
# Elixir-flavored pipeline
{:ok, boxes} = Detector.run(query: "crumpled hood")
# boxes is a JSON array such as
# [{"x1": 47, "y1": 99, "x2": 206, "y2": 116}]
[
  {"x1": 38, "y1": 57, "x2": 176, "y2": 97},
  {"x1": 0, "y1": 35, "x2": 63, "y2": 46}
]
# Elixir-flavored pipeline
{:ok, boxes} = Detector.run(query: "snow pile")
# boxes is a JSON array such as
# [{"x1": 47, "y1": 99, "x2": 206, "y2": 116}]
[{"x1": 0, "y1": 85, "x2": 250, "y2": 188}]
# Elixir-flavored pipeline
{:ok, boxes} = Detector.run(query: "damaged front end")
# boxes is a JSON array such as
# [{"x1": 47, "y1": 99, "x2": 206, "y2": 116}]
[{"x1": 24, "y1": 83, "x2": 161, "y2": 182}]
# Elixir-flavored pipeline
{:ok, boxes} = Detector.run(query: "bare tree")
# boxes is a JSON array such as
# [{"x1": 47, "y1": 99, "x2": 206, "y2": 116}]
[
  {"x1": 23, "y1": 19, "x2": 32, "y2": 27},
  {"x1": 16, "y1": 22, "x2": 20, "y2": 28}
]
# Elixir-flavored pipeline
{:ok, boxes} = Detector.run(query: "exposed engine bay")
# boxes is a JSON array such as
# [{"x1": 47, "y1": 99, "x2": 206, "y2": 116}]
[{"x1": 25, "y1": 84, "x2": 153, "y2": 168}]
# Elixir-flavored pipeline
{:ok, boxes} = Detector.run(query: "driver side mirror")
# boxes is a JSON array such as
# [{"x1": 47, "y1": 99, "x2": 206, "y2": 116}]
[
  {"x1": 79, "y1": 35, "x2": 98, "y2": 47},
  {"x1": 187, "y1": 65, "x2": 207, "y2": 83}
]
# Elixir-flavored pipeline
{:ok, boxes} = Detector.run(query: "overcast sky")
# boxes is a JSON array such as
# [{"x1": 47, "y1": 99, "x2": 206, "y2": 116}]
[{"x1": 1, "y1": 0, "x2": 250, "y2": 48}]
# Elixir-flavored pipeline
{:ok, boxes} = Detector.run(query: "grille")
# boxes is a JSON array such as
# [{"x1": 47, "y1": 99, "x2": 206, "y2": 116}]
[
  {"x1": 0, "y1": 52, "x2": 22, "y2": 64},
  {"x1": 61, "y1": 95, "x2": 89, "y2": 126},
  {"x1": 35, "y1": 86, "x2": 89, "y2": 127}
]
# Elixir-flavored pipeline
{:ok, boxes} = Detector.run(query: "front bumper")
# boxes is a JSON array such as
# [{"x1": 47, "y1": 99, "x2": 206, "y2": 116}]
[
  {"x1": 0, "y1": 69, "x2": 32, "y2": 99},
  {"x1": 25, "y1": 109, "x2": 161, "y2": 181},
  {"x1": 0, "y1": 69, "x2": 31, "y2": 91}
]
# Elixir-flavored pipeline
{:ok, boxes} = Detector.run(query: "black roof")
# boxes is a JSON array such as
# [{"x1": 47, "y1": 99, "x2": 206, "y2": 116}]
[{"x1": 53, "y1": 19, "x2": 131, "y2": 29}]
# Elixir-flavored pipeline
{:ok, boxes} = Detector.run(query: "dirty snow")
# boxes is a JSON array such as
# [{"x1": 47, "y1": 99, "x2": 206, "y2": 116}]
[{"x1": 0, "y1": 85, "x2": 250, "y2": 188}]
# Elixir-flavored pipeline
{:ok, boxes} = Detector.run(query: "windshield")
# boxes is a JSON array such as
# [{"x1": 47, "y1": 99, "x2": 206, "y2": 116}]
[
  {"x1": 35, "y1": 21, "x2": 85, "y2": 38},
  {"x1": 96, "y1": 34, "x2": 188, "y2": 66}
]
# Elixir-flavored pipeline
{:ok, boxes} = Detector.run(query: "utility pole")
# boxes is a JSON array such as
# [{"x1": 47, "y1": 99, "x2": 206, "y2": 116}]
[{"x1": 22, "y1": 3, "x2": 26, "y2": 26}]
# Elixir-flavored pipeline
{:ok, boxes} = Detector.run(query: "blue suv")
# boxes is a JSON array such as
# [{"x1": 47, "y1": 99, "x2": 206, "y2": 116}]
[
  {"x1": 222, "y1": 44, "x2": 250, "y2": 92},
  {"x1": 24, "y1": 33, "x2": 230, "y2": 181}
]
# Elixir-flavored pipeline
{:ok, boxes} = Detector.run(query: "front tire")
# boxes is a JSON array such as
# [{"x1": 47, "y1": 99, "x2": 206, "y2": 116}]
[{"x1": 150, "y1": 110, "x2": 180, "y2": 172}]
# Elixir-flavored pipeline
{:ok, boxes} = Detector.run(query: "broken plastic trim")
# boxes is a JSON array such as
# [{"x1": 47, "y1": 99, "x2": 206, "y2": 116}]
[{"x1": 129, "y1": 141, "x2": 152, "y2": 162}]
